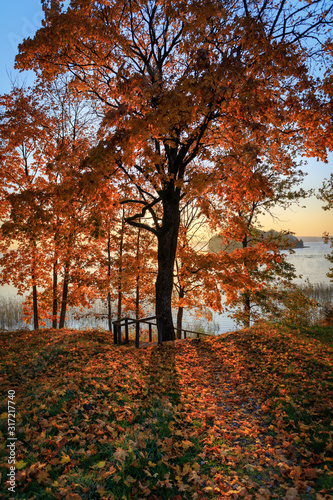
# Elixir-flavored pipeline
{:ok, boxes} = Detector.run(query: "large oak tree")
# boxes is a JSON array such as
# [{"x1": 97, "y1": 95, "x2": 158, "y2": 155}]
[{"x1": 16, "y1": 0, "x2": 333, "y2": 339}]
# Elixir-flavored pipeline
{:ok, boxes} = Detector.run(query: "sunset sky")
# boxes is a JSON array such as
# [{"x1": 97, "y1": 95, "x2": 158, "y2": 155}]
[{"x1": 0, "y1": 0, "x2": 332, "y2": 238}]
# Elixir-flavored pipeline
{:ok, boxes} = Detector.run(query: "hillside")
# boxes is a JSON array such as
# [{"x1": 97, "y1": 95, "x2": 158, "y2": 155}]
[
  {"x1": 209, "y1": 230, "x2": 304, "y2": 253},
  {"x1": 0, "y1": 325, "x2": 332, "y2": 498}
]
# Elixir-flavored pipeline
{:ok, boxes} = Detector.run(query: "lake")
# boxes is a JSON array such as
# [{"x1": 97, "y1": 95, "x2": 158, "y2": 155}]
[
  {"x1": 0, "y1": 238, "x2": 331, "y2": 332},
  {"x1": 192, "y1": 238, "x2": 332, "y2": 333},
  {"x1": 286, "y1": 239, "x2": 331, "y2": 284}
]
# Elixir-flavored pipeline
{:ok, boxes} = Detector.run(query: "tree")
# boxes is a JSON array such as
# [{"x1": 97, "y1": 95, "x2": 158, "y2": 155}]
[
  {"x1": 16, "y1": 0, "x2": 333, "y2": 339},
  {"x1": 0, "y1": 81, "x2": 118, "y2": 329},
  {"x1": 318, "y1": 173, "x2": 333, "y2": 281},
  {"x1": 173, "y1": 200, "x2": 223, "y2": 337},
  {"x1": 0, "y1": 86, "x2": 52, "y2": 329},
  {"x1": 206, "y1": 159, "x2": 309, "y2": 327}
]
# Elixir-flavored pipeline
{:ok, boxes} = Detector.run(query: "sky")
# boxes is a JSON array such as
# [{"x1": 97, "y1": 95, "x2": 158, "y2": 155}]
[{"x1": 0, "y1": 0, "x2": 332, "y2": 238}]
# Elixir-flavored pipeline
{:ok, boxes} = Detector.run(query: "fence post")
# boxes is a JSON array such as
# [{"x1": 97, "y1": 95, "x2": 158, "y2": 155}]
[
  {"x1": 184, "y1": 330, "x2": 187, "y2": 339},
  {"x1": 158, "y1": 317, "x2": 163, "y2": 345},
  {"x1": 149, "y1": 323, "x2": 152, "y2": 342},
  {"x1": 125, "y1": 318, "x2": 129, "y2": 343},
  {"x1": 135, "y1": 320, "x2": 140, "y2": 348},
  {"x1": 113, "y1": 323, "x2": 118, "y2": 344},
  {"x1": 118, "y1": 324, "x2": 122, "y2": 345}
]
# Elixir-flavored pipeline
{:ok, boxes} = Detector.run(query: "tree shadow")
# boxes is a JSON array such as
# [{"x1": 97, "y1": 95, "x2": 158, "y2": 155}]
[{"x1": 138, "y1": 343, "x2": 181, "y2": 413}]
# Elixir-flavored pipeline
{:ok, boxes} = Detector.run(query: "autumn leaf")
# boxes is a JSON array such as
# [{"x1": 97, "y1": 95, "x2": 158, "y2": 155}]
[
  {"x1": 37, "y1": 470, "x2": 50, "y2": 484},
  {"x1": 285, "y1": 488, "x2": 299, "y2": 500},
  {"x1": 113, "y1": 448, "x2": 127, "y2": 463},
  {"x1": 15, "y1": 460, "x2": 27, "y2": 470},
  {"x1": 93, "y1": 461, "x2": 106, "y2": 469},
  {"x1": 59, "y1": 453, "x2": 70, "y2": 464}
]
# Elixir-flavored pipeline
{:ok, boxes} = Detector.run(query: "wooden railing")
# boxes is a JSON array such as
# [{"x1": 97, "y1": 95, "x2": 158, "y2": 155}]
[{"x1": 112, "y1": 315, "x2": 212, "y2": 348}]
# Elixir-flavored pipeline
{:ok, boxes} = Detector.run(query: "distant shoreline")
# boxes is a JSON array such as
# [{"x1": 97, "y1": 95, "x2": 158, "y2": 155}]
[{"x1": 298, "y1": 237, "x2": 326, "y2": 242}]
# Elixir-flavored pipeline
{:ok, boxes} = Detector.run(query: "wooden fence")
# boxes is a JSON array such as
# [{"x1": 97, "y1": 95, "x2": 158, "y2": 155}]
[{"x1": 112, "y1": 315, "x2": 212, "y2": 348}]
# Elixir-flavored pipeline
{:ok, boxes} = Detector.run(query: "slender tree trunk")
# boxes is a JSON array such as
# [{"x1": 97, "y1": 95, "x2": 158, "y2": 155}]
[
  {"x1": 32, "y1": 242, "x2": 39, "y2": 329},
  {"x1": 117, "y1": 281, "x2": 122, "y2": 321},
  {"x1": 135, "y1": 227, "x2": 141, "y2": 321},
  {"x1": 242, "y1": 233, "x2": 251, "y2": 327},
  {"x1": 59, "y1": 262, "x2": 69, "y2": 329},
  {"x1": 52, "y1": 259, "x2": 58, "y2": 328},
  {"x1": 155, "y1": 193, "x2": 181, "y2": 341},
  {"x1": 117, "y1": 211, "x2": 125, "y2": 321},
  {"x1": 32, "y1": 282, "x2": 39, "y2": 330},
  {"x1": 135, "y1": 280, "x2": 140, "y2": 320},
  {"x1": 107, "y1": 292, "x2": 112, "y2": 331},
  {"x1": 107, "y1": 228, "x2": 112, "y2": 331},
  {"x1": 242, "y1": 291, "x2": 251, "y2": 328},
  {"x1": 176, "y1": 287, "x2": 185, "y2": 339}
]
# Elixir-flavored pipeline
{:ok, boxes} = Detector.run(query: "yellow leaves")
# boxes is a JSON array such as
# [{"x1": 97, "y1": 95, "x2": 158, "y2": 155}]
[
  {"x1": 59, "y1": 453, "x2": 70, "y2": 465},
  {"x1": 15, "y1": 460, "x2": 27, "y2": 470},
  {"x1": 180, "y1": 439, "x2": 194, "y2": 450},
  {"x1": 203, "y1": 486, "x2": 214, "y2": 494},
  {"x1": 93, "y1": 460, "x2": 106, "y2": 469}
]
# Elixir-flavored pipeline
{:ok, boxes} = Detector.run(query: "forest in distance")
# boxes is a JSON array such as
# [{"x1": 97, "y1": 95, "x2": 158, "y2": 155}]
[{"x1": 0, "y1": 0, "x2": 333, "y2": 338}]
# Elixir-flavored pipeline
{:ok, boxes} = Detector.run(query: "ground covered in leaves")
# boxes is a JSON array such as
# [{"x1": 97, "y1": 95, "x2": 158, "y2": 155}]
[{"x1": 0, "y1": 324, "x2": 332, "y2": 499}]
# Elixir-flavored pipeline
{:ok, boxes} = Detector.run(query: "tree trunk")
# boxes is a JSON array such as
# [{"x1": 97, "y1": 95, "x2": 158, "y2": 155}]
[
  {"x1": 176, "y1": 298, "x2": 184, "y2": 339},
  {"x1": 242, "y1": 291, "x2": 251, "y2": 328},
  {"x1": 107, "y1": 229, "x2": 112, "y2": 332},
  {"x1": 32, "y1": 242, "x2": 39, "y2": 329},
  {"x1": 107, "y1": 292, "x2": 112, "y2": 332},
  {"x1": 117, "y1": 216, "x2": 124, "y2": 321},
  {"x1": 135, "y1": 227, "x2": 141, "y2": 321},
  {"x1": 59, "y1": 262, "x2": 69, "y2": 329},
  {"x1": 155, "y1": 194, "x2": 180, "y2": 341},
  {"x1": 242, "y1": 233, "x2": 251, "y2": 327},
  {"x1": 52, "y1": 259, "x2": 58, "y2": 328},
  {"x1": 32, "y1": 282, "x2": 39, "y2": 330}
]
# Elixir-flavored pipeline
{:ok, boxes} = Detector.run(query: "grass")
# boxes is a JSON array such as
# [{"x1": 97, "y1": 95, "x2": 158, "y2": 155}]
[
  {"x1": 0, "y1": 324, "x2": 332, "y2": 499},
  {"x1": 0, "y1": 296, "x2": 25, "y2": 331},
  {"x1": 0, "y1": 297, "x2": 114, "y2": 332},
  {"x1": 298, "y1": 282, "x2": 333, "y2": 305}
]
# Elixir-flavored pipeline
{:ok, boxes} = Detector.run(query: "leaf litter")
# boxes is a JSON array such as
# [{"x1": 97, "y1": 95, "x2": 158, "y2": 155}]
[{"x1": 0, "y1": 325, "x2": 332, "y2": 499}]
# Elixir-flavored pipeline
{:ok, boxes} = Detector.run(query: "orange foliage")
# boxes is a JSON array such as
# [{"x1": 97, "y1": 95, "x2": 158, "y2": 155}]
[{"x1": 14, "y1": 0, "x2": 333, "y2": 338}]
